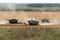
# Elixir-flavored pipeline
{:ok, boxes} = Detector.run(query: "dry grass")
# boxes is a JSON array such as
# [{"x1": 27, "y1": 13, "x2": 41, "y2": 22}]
[
  {"x1": 0, "y1": 11, "x2": 60, "y2": 22},
  {"x1": 0, "y1": 11, "x2": 60, "y2": 28},
  {"x1": 0, "y1": 11, "x2": 60, "y2": 40},
  {"x1": 0, "y1": 28, "x2": 60, "y2": 40}
]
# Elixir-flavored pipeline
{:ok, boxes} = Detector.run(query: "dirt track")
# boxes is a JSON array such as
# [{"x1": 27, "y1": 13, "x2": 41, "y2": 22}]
[
  {"x1": 0, "y1": 24, "x2": 60, "y2": 28},
  {"x1": 0, "y1": 11, "x2": 60, "y2": 23},
  {"x1": 0, "y1": 11, "x2": 60, "y2": 28}
]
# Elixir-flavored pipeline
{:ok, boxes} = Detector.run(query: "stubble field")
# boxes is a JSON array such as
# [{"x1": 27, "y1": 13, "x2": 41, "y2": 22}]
[
  {"x1": 0, "y1": 11, "x2": 60, "y2": 40},
  {"x1": 0, "y1": 11, "x2": 60, "y2": 28}
]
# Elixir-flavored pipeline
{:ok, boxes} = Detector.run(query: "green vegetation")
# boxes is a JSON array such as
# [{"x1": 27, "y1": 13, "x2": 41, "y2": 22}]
[
  {"x1": 27, "y1": 3, "x2": 60, "y2": 7},
  {"x1": 0, "y1": 28, "x2": 60, "y2": 40},
  {"x1": 0, "y1": 3, "x2": 60, "y2": 11}
]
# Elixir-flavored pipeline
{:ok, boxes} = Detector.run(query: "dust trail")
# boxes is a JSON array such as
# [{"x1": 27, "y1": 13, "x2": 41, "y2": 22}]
[
  {"x1": 0, "y1": 4, "x2": 16, "y2": 24},
  {"x1": 7, "y1": 4, "x2": 16, "y2": 13},
  {"x1": 20, "y1": 11, "x2": 28, "y2": 24},
  {"x1": 40, "y1": 12, "x2": 58, "y2": 25},
  {"x1": 47, "y1": 13, "x2": 58, "y2": 25},
  {"x1": 7, "y1": 3, "x2": 16, "y2": 19},
  {"x1": 0, "y1": 20, "x2": 8, "y2": 24}
]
